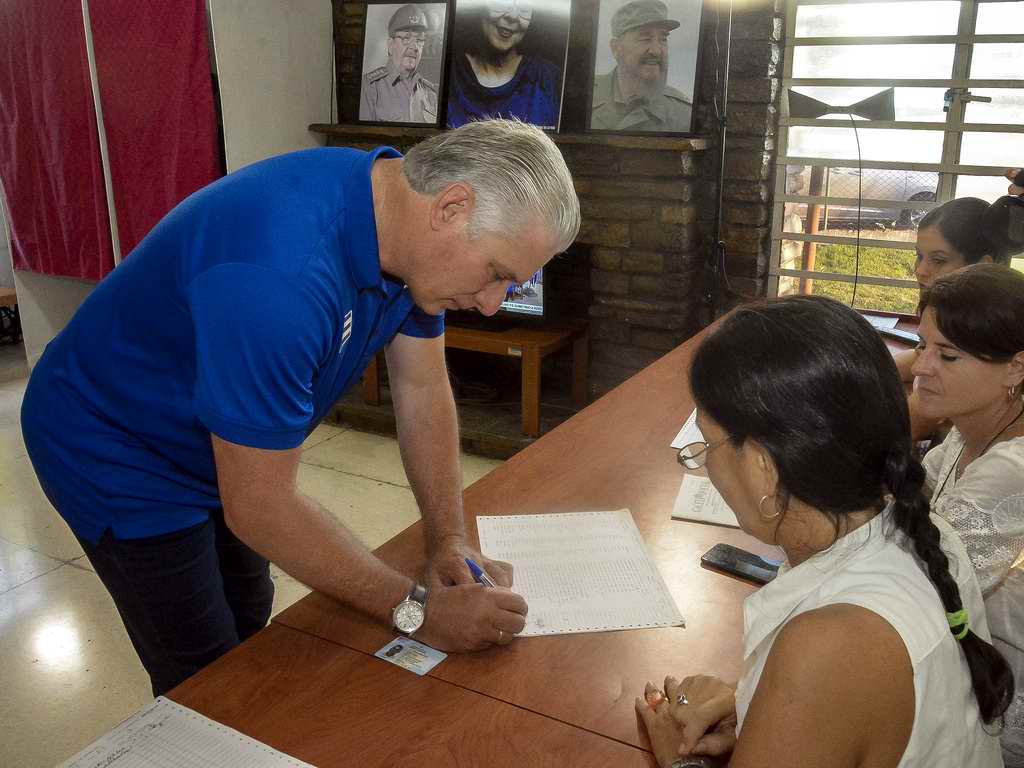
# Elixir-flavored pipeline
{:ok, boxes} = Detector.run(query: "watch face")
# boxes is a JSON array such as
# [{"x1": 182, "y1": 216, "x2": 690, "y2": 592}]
[{"x1": 394, "y1": 599, "x2": 425, "y2": 633}]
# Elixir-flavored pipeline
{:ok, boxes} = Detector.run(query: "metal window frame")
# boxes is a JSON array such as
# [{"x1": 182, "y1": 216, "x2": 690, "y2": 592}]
[
  {"x1": 781, "y1": 119, "x2": 1022, "y2": 131},
  {"x1": 791, "y1": 35, "x2": 1024, "y2": 44},
  {"x1": 785, "y1": 78, "x2": 1023, "y2": 86},
  {"x1": 768, "y1": 0, "x2": 1024, "y2": 303}
]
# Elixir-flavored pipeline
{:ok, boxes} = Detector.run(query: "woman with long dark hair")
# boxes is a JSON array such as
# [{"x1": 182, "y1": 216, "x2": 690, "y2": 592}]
[
  {"x1": 915, "y1": 264, "x2": 1024, "y2": 765},
  {"x1": 636, "y1": 296, "x2": 1010, "y2": 767}
]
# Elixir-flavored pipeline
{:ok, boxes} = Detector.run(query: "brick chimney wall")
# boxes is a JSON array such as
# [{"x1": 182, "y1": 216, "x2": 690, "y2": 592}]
[{"x1": 327, "y1": 0, "x2": 782, "y2": 397}]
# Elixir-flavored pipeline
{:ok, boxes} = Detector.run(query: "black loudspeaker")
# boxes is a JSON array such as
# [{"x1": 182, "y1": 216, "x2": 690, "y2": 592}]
[
  {"x1": 786, "y1": 88, "x2": 896, "y2": 121},
  {"x1": 985, "y1": 169, "x2": 1024, "y2": 256}
]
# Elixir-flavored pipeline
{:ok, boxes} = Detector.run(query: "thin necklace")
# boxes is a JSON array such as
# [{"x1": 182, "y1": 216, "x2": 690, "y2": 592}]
[{"x1": 935, "y1": 402, "x2": 1024, "y2": 499}]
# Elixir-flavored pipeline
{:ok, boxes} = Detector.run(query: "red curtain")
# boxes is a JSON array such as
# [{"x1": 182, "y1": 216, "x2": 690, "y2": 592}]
[
  {"x1": 89, "y1": 0, "x2": 221, "y2": 257},
  {"x1": 0, "y1": 0, "x2": 221, "y2": 280},
  {"x1": 0, "y1": 1, "x2": 115, "y2": 280}
]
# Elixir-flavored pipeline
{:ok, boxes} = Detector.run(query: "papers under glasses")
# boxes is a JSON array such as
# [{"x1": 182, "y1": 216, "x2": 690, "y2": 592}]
[{"x1": 671, "y1": 408, "x2": 705, "y2": 449}]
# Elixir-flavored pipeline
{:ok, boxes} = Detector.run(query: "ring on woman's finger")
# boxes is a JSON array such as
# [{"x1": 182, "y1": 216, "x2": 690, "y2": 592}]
[
  {"x1": 644, "y1": 690, "x2": 667, "y2": 710},
  {"x1": 676, "y1": 693, "x2": 688, "y2": 706}
]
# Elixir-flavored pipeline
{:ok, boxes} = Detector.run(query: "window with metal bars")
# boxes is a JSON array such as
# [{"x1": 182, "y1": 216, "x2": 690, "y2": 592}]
[{"x1": 769, "y1": 0, "x2": 1024, "y2": 315}]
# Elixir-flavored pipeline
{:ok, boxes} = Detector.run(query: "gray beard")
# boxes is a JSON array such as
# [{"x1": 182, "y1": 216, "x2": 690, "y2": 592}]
[
  {"x1": 620, "y1": 68, "x2": 667, "y2": 101},
  {"x1": 636, "y1": 79, "x2": 665, "y2": 99}
]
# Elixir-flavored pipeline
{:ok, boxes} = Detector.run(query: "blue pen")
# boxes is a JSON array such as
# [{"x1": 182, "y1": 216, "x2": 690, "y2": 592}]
[{"x1": 465, "y1": 558, "x2": 496, "y2": 587}]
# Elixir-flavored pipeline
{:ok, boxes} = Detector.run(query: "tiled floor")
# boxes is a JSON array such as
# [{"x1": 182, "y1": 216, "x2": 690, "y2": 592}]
[{"x1": 0, "y1": 343, "x2": 502, "y2": 767}]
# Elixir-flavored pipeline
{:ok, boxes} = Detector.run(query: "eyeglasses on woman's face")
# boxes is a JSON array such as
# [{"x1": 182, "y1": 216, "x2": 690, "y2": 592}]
[
  {"x1": 486, "y1": 0, "x2": 533, "y2": 22},
  {"x1": 677, "y1": 437, "x2": 729, "y2": 470}
]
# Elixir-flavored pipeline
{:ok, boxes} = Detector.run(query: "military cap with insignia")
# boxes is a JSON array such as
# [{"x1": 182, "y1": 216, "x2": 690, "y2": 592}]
[
  {"x1": 388, "y1": 4, "x2": 430, "y2": 35},
  {"x1": 611, "y1": 0, "x2": 680, "y2": 37}
]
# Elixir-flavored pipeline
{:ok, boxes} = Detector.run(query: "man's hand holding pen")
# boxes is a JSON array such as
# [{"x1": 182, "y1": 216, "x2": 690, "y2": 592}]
[{"x1": 413, "y1": 552, "x2": 528, "y2": 652}]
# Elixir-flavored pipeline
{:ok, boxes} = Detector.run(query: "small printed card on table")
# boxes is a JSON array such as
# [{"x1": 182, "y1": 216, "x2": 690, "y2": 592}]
[{"x1": 374, "y1": 637, "x2": 448, "y2": 676}]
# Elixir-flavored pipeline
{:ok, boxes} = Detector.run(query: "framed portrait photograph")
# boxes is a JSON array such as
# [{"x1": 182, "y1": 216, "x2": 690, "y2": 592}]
[
  {"x1": 587, "y1": 0, "x2": 703, "y2": 135},
  {"x1": 444, "y1": 0, "x2": 572, "y2": 130},
  {"x1": 359, "y1": 1, "x2": 450, "y2": 126}
]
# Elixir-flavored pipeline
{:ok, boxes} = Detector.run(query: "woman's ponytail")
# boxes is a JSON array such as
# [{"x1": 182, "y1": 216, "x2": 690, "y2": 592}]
[{"x1": 885, "y1": 446, "x2": 1014, "y2": 724}]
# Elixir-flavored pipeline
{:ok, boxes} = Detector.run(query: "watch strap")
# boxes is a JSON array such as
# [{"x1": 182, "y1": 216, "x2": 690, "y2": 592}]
[{"x1": 409, "y1": 582, "x2": 429, "y2": 608}]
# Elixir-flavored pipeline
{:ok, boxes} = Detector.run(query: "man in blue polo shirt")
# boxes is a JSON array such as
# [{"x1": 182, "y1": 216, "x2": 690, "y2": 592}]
[{"x1": 21, "y1": 119, "x2": 580, "y2": 695}]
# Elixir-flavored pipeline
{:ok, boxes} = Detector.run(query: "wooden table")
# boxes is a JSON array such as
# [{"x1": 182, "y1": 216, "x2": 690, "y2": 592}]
[
  {"x1": 363, "y1": 320, "x2": 590, "y2": 437},
  {"x1": 170, "y1": 623, "x2": 652, "y2": 767},
  {"x1": 277, "y1": 330, "x2": 775, "y2": 751},
  {"x1": 166, "y1": 312, "x2": 926, "y2": 764},
  {"x1": 171, "y1": 323, "x2": 774, "y2": 765}
]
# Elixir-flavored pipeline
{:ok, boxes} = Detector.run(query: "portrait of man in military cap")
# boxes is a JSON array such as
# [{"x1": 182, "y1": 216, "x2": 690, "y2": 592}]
[
  {"x1": 589, "y1": 0, "x2": 702, "y2": 134},
  {"x1": 359, "y1": 2, "x2": 449, "y2": 125}
]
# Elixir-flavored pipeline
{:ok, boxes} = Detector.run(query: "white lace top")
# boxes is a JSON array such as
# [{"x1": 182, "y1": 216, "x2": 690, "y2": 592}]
[
  {"x1": 924, "y1": 430, "x2": 1024, "y2": 594},
  {"x1": 925, "y1": 429, "x2": 1024, "y2": 766}
]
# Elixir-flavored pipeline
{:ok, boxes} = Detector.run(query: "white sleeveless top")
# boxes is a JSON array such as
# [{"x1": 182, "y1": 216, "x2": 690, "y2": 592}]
[{"x1": 734, "y1": 509, "x2": 1003, "y2": 767}]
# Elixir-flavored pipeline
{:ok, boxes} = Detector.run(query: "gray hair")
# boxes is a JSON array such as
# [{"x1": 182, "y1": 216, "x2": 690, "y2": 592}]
[{"x1": 402, "y1": 119, "x2": 580, "y2": 251}]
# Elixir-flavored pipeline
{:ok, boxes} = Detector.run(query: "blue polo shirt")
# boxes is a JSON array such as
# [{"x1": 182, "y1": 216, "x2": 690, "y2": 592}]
[{"x1": 21, "y1": 146, "x2": 442, "y2": 544}]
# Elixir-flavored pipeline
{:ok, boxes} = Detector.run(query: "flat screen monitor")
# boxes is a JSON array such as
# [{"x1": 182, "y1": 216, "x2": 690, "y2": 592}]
[{"x1": 500, "y1": 269, "x2": 543, "y2": 316}]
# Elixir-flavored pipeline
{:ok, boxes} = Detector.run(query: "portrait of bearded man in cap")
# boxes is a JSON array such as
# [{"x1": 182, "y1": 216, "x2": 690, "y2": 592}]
[{"x1": 590, "y1": 0, "x2": 700, "y2": 133}]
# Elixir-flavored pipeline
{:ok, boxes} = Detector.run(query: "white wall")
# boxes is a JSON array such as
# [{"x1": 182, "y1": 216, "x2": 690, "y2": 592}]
[
  {"x1": 13, "y1": 271, "x2": 95, "y2": 369},
  {"x1": 0, "y1": 200, "x2": 13, "y2": 289},
  {"x1": 208, "y1": 0, "x2": 335, "y2": 173},
  {"x1": 1, "y1": 180, "x2": 94, "y2": 369}
]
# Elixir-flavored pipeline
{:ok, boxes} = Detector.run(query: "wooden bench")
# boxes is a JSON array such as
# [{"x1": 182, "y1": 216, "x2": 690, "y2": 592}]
[{"x1": 363, "y1": 320, "x2": 590, "y2": 438}]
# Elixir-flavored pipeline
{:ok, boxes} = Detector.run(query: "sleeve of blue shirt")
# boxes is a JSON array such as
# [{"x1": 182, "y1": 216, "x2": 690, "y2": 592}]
[
  {"x1": 188, "y1": 263, "x2": 334, "y2": 450},
  {"x1": 399, "y1": 304, "x2": 445, "y2": 339}
]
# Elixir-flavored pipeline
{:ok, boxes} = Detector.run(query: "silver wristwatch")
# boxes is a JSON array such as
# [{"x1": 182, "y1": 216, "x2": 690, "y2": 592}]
[{"x1": 392, "y1": 582, "x2": 429, "y2": 636}]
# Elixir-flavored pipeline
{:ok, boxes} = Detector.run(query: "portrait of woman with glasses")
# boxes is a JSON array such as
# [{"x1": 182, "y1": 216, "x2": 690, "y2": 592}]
[
  {"x1": 637, "y1": 296, "x2": 1010, "y2": 768},
  {"x1": 445, "y1": 0, "x2": 571, "y2": 130}
]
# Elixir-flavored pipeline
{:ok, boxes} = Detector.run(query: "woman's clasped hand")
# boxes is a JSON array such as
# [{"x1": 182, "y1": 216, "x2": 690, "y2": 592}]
[{"x1": 636, "y1": 675, "x2": 738, "y2": 765}]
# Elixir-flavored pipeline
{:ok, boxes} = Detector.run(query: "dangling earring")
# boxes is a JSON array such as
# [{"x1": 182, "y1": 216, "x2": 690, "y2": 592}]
[
  {"x1": 759, "y1": 494, "x2": 781, "y2": 520},
  {"x1": 1011, "y1": 384, "x2": 1021, "y2": 402}
]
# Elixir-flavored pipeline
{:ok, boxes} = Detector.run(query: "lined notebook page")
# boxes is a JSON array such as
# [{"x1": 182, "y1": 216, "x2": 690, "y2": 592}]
[
  {"x1": 59, "y1": 697, "x2": 314, "y2": 768},
  {"x1": 477, "y1": 510, "x2": 684, "y2": 636}
]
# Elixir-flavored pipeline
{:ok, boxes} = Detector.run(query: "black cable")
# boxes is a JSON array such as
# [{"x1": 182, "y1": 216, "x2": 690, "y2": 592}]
[
  {"x1": 848, "y1": 112, "x2": 863, "y2": 309},
  {"x1": 712, "y1": 3, "x2": 721, "y2": 123},
  {"x1": 330, "y1": 32, "x2": 337, "y2": 122},
  {"x1": 710, "y1": 0, "x2": 764, "y2": 309},
  {"x1": 705, "y1": 0, "x2": 734, "y2": 316}
]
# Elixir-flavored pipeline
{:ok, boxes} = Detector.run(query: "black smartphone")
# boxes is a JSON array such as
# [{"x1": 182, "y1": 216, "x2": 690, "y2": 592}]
[
  {"x1": 875, "y1": 326, "x2": 920, "y2": 345},
  {"x1": 701, "y1": 543, "x2": 780, "y2": 585}
]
